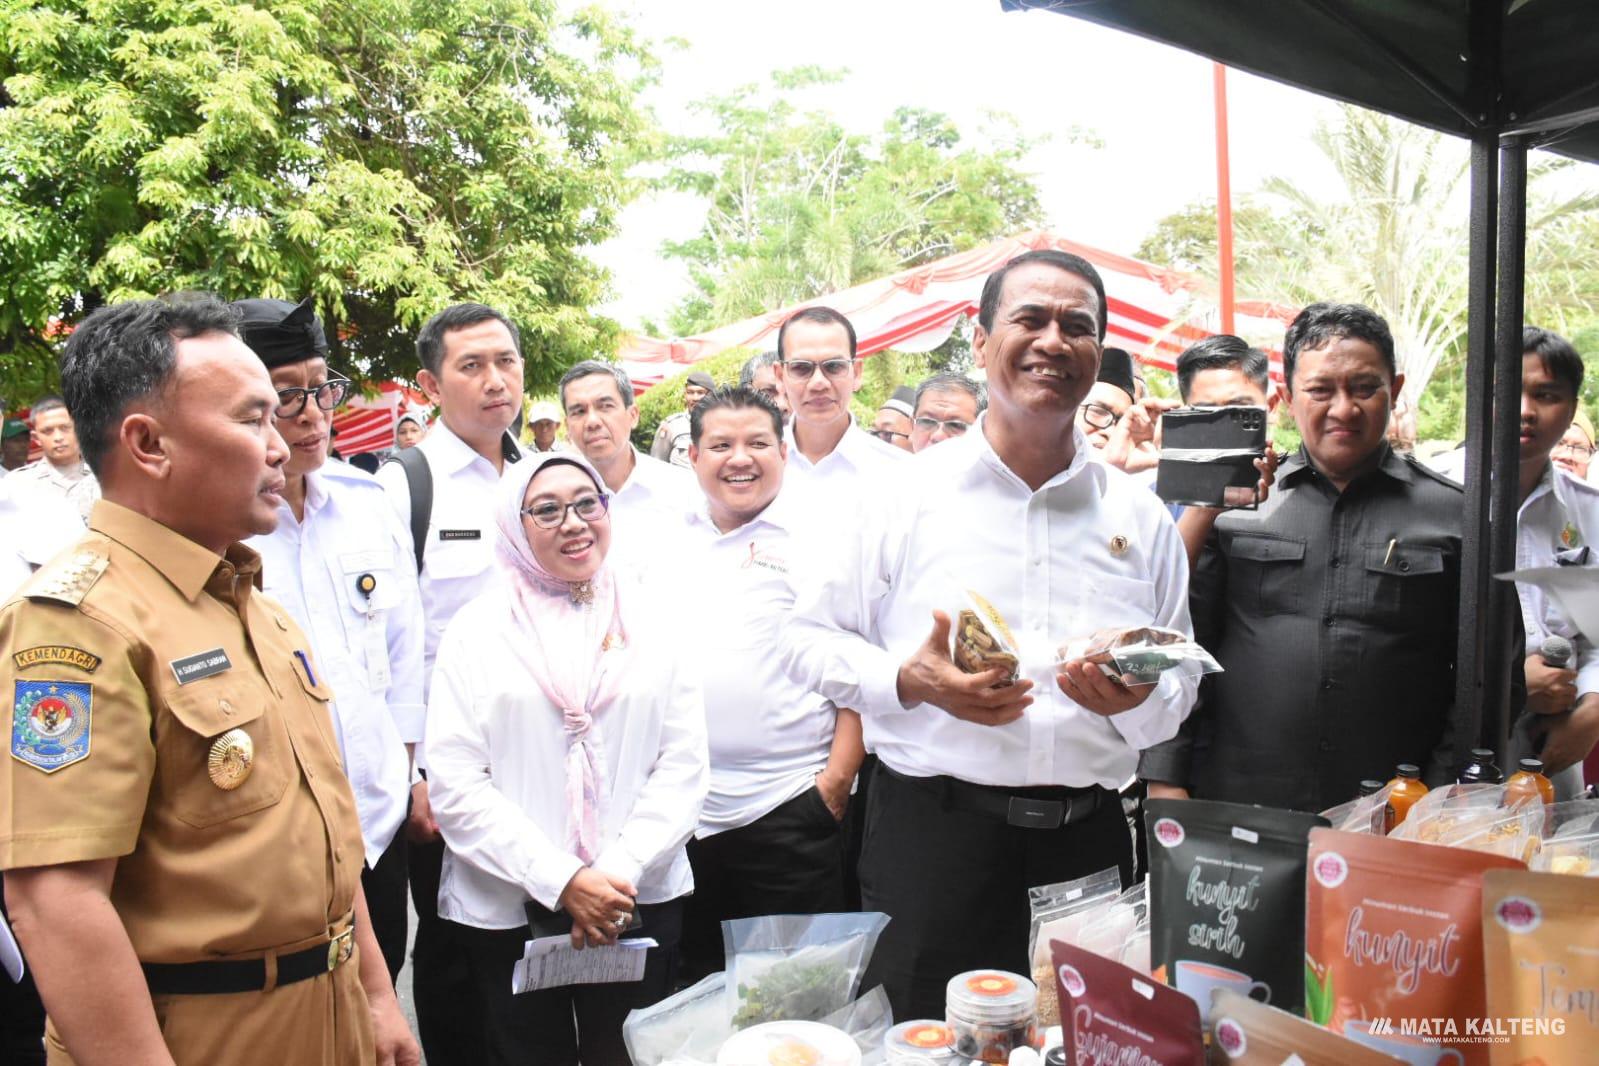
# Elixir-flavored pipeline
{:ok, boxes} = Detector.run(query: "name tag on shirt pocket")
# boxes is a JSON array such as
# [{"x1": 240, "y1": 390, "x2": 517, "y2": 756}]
[
  {"x1": 1228, "y1": 532, "x2": 1306, "y2": 617},
  {"x1": 161, "y1": 686, "x2": 290, "y2": 828}
]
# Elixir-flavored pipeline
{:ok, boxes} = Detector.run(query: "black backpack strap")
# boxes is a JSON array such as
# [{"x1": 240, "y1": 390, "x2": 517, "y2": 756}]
[{"x1": 383, "y1": 447, "x2": 433, "y2": 573}]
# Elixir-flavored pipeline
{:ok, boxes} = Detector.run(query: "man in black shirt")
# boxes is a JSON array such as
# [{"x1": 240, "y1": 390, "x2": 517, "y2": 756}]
[{"x1": 1140, "y1": 303, "x2": 1466, "y2": 812}]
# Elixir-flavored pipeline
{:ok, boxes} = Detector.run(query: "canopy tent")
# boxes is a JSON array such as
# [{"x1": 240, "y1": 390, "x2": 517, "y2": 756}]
[
  {"x1": 616, "y1": 231, "x2": 1297, "y2": 394},
  {"x1": 997, "y1": 0, "x2": 1599, "y2": 764},
  {"x1": 329, "y1": 380, "x2": 428, "y2": 456}
]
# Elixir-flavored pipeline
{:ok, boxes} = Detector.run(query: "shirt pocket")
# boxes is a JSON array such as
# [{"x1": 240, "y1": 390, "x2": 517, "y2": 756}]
[
  {"x1": 1227, "y1": 532, "x2": 1307, "y2": 618},
  {"x1": 333, "y1": 550, "x2": 402, "y2": 667},
  {"x1": 423, "y1": 535, "x2": 490, "y2": 581},
  {"x1": 159, "y1": 684, "x2": 292, "y2": 829},
  {"x1": 1085, "y1": 573, "x2": 1161, "y2": 631},
  {"x1": 1362, "y1": 541, "x2": 1447, "y2": 627}
]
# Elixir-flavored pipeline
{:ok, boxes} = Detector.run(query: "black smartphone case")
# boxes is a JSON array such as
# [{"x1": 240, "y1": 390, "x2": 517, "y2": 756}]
[{"x1": 1156, "y1": 406, "x2": 1268, "y2": 508}]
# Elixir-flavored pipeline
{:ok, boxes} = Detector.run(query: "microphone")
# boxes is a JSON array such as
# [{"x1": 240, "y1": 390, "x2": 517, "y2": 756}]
[{"x1": 1540, "y1": 635, "x2": 1574, "y2": 670}]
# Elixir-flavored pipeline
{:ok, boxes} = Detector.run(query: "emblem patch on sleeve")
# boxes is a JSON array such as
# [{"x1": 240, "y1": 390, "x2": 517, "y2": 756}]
[
  {"x1": 12, "y1": 645, "x2": 102, "y2": 673},
  {"x1": 11, "y1": 680, "x2": 92, "y2": 773}
]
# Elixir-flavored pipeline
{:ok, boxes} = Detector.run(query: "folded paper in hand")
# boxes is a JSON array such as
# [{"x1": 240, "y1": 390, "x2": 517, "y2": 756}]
[{"x1": 512, "y1": 935, "x2": 657, "y2": 994}]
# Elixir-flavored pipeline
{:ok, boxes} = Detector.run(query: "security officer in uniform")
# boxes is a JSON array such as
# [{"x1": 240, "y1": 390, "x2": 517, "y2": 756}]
[{"x1": 0, "y1": 295, "x2": 418, "y2": 1065}]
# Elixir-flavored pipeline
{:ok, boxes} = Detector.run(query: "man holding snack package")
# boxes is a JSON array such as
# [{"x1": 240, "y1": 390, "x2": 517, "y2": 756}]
[
  {"x1": 782, "y1": 249, "x2": 1198, "y2": 1020},
  {"x1": 1140, "y1": 302, "x2": 1467, "y2": 813}
]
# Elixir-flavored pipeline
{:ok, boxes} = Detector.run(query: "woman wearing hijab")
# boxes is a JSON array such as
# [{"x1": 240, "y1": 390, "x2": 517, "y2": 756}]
[{"x1": 425, "y1": 452, "x2": 707, "y2": 1066}]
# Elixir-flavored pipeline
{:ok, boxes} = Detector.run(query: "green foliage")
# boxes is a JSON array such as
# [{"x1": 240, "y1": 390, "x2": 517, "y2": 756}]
[
  {"x1": 628, "y1": 347, "x2": 751, "y2": 450},
  {"x1": 0, "y1": 0, "x2": 657, "y2": 401},
  {"x1": 657, "y1": 70, "x2": 1052, "y2": 335}
]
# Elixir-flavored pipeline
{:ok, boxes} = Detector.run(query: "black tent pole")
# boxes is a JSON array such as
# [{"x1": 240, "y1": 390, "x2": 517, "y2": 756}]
[
  {"x1": 1454, "y1": 132, "x2": 1498, "y2": 772},
  {"x1": 1486, "y1": 137, "x2": 1529, "y2": 762}
]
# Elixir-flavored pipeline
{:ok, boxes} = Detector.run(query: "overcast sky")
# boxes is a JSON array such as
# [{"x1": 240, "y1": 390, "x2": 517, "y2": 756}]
[{"x1": 588, "y1": 0, "x2": 1347, "y2": 333}]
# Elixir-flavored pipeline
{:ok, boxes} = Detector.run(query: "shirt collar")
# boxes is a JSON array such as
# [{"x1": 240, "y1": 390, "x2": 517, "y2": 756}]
[
  {"x1": 422, "y1": 418, "x2": 519, "y2": 475},
  {"x1": 685, "y1": 477, "x2": 800, "y2": 538},
  {"x1": 1279, "y1": 442, "x2": 1412, "y2": 489},
  {"x1": 785, "y1": 415, "x2": 873, "y2": 470},
  {"x1": 966, "y1": 414, "x2": 1105, "y2": 496},
  {"x1": 89, "y1": 499, "x2": 263, "y2": 603}
]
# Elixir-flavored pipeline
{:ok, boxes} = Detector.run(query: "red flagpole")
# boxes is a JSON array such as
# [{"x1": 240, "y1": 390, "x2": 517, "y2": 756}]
[{"x1": 1213, "y1": 62, "x2": 1237, "y2": 335}]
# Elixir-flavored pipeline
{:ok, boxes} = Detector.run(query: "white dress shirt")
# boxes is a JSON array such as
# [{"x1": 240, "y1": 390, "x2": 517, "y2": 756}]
[
  {"x1": 375, "y1": 420, "x2": 521, "y2": 688},
  {"x1": 6, "y1": 459, "x2": 99, "y2": 523},
  {"x1": 0, "y1": 477, "x2": 83, "y2": 597},
  {"x1": 1515, "y1": 465, "x2": 1599, "y2": 700},
  {"x1": 249, "y1": 463, "x2": 426, "y2": 864},
  {"x1": 425, "y1": 588, "x2": 708, "y2": 929},
  {"x1": 678, "y1": 488, "x2": 836, "y2": 837},
  {"x1": 781, "y1": 416, "x2": 1197, "y2": 789},
  {"x1": 783, "y1": 417, "x2": 910, "y2": 498},
  {"x1": 605, "y1": 448, "x2": 700, "y2": 577}
]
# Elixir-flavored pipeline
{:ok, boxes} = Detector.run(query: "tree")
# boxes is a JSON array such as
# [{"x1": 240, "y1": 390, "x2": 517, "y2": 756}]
[
  {"x1": 0, "y1": 0, "x2": 656, "y2": 401},
  {"x1": 657, "y1": 68, "x2": 1052, "y2": 335},
  {"x1": 1136, "y1": 105, "x2": 1599, "y2": 439}
]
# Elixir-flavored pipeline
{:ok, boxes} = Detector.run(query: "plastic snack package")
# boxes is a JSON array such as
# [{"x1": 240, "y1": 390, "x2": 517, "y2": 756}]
[
  {"x1": 951, "y1": 590, "x2": 1021, "y2": 684},
  {"x1": 1388, "y1": 782, "x2": 1506, "y2": 843},
  {"x1": 1054, "y1": 626, "x2": 1221, "y2": 686},
  {"x1": 1207, "y1": 988, "x2": 1408, "y2": 1065},
  {"x1": 1530, "y1": 831, "x2": 1599, "y2": 875},
  {"x1": 1026, "y1": 868, "x2": 1123, "y2": 1026},
  {"x1": 1051, "y1": 941, "x2": 1204, "y2": 1065},
  {"x1": 1482, "y1": 868, "x2": 1599, "y2": 1065},
  {"x1": 624, "y1": 972, "x2": 732, "y2": 1066},
  {"x1": 1318, "y1": 783, "x2": 1393, "y2": 835},
  {"x1": 723, "y1": 912, "x2": 890, "y2": 1029}
]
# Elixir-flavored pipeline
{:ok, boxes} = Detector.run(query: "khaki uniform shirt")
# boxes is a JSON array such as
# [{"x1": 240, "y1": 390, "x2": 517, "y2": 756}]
[
  {"x1": 6, "y1": 458, "x2": 99, "y2": 523},
  {"x1": 0, "y1": 500, "x2": 364, "y2": 964}
]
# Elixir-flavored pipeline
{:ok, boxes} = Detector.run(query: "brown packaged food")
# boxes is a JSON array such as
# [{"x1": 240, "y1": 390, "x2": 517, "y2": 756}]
[
  {"x1": 1208, "y1": 988, "x2": 1404, "y2": 1065},
  {"x1": 1482, "y1": 868, "x2": 1599, "y2": 1066},
  {"x1": 952, "y1": 591, "x2": 1020, "y2": 684}
]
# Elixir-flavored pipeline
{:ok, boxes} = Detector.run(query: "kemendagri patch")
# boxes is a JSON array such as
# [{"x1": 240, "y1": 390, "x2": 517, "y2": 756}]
[
  {"x1": 12, "y1": 645, "x2": 101, "y2": 673},
  {"x1": 11, "y1": 679, "x2": 92, "y2": 773}
]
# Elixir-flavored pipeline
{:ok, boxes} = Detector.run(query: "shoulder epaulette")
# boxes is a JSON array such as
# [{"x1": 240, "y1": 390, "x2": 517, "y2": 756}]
[
  {"x1": 1405, "y1": 454, "x2": 1467, "y2": 493},
  {"x1": 24, "y1": 549, "x2": 110, "y2": 606}
]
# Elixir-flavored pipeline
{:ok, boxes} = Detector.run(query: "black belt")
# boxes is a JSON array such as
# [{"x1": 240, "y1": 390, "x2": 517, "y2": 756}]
[
  {"x1": 142, "y1": 917, "x2": 356, "y2": 996},
  {"x1": 879, "y1": 763, "x2": 1107, "y2": 830}
]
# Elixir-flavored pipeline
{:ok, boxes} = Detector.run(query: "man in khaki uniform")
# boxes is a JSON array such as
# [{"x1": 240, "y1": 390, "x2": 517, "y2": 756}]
[{"x1": 0, "y1": 295, "x2": 418, "y2": 1066}]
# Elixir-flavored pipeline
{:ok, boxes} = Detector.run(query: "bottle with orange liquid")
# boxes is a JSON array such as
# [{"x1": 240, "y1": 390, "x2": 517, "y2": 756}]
[
  {"x1": 1504, "y1": 758, "x2": 1554, "y2": 808},
  {"x1": 1383, "y1": 764, "x2": 1429, "y2": 833}
]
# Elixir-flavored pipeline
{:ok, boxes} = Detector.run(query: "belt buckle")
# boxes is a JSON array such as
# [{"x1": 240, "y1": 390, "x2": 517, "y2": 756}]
[
  {"x1": 327, "y1": 926, "x2": 355, "y2": 972},
  {"x1": 1006, "y1": 796, "x2": 1067, "y2": 829}
]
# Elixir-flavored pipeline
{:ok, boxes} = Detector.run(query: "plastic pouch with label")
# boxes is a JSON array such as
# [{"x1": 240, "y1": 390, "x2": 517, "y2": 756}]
[
  {"x1": 1055, "y1": 626, "x2": 1221, "y2": 686},
  {"x1": 1026, "y1": 868, "x2": 1123, "y2": 1026}
]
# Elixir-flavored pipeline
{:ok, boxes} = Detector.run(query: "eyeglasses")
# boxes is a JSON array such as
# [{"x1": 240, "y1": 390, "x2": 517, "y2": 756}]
[
  {"x1": 275, "y1": 378, "x2": 351, "y2": 419},
  {"x1": 520, "y1": 493, "x2": 611, "y2": 529},
  {"x1": 1078, "y1": 402, "x2": 1121, "y2": 431},
  {"x1": 869, "y1": 429, "x2": 909, "y2": 443},
  {"x1": 782, "y1": 358, "x2": 854, "y2": 379},
  {"x1": 913, "y1": 416, "x2": 971, "y2": 437},
  {"x1": 1553, "y1": 440, "x2": 1595, "y2": 457}
]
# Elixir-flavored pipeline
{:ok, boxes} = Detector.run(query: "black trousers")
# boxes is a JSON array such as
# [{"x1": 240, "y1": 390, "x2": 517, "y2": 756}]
[
  {"x1": 0, "y1": 878, "x2": 45, "y2": 1066},
  {"x1": 453, "y1": 897, "x2": 684, "y2": 1066},
  {"x1": 859, "y1": 764, "x2": 1134, "y2": 1021},
  {"x1": 362, "y1": 824, "x2": 408, "y2": 985},
  {"x1": 680, "y1": 784, "x2": 846, "y2": 982},
  {"x1": 409, "y1": 837, "x2": 488, "y2": 1066}
]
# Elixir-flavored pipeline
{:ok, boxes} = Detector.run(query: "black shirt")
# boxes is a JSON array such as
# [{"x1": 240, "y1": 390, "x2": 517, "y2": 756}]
[{"x1": 1138, "y1": 444, "x2": 1467, "y2": 812}]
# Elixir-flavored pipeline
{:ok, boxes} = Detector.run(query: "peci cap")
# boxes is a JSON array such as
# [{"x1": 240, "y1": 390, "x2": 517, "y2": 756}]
[
  {"x1": 685, "y1": 370, "x2": 715, "y2": 392},
  {"x1": 232, "y1": 297, "x2": 329, "y2": 368},
  {"x1": 1571, "y1": 408, "x2": 1594, "y2": 446},
  {"x1": 1096, "y1": 347, "x2": 1136, "y2": 402},
  {"x1": 528, "y1": 400, "x2": 561, "y2": 425},
  {"x1": 880, "y1": 385, "x2": 916, "y2": 419}
]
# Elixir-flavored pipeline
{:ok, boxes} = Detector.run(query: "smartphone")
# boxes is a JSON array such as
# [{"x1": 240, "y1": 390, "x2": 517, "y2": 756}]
[{"x1": 1156, "y1": 406, "x2": 1268, "y2": 508}]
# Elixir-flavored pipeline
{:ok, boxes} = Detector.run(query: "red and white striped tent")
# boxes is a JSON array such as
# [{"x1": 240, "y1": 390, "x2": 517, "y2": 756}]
[
  {"x1": 330, "y1": 381, "x2": 428, "y2": 456},
  {"x1": 616, "y1": 230, "x2": 1297, "y2": 393}
]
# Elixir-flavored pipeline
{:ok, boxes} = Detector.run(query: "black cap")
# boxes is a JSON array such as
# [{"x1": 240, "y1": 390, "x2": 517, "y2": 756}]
[
  {"x1": 1518, "y1": 758, "x2": 1545, "y2": 774},
  {"x1": 685, "y1": 370, "x2": 715, "y2": 391},
  {"x1": 1395, "y1": 763, "x2": 1421, "y2": 778},
  {"x1": 232, "y1": 297, "x2": 328, "y2": 368},
  {"x1": 1096, "y1": 347, "x2": 1135, "y2": 401},
  {"x1": 1358, "y1": 779, "x2": 1385, "y2": 796}
]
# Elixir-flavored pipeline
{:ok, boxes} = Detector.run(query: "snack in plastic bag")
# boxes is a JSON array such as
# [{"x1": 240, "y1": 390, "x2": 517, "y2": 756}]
[
  {"x1": 1026, "y1": 868, "x2": 1123, "y2": 1026},
  {"x1": 1531, "y1": 832, "x2": 1599, "y2": 875},
  {"x1": 624, "y1": 973, "x2": 733, "y2": 1066},
  {"x1": 716, "y1": 1020, "x2": 861, "y2": 1066},
  {"x1": 1055, "y1": 626, "x2": 1221, "y2": 686},
  {"x1": 1317, "y1": 783, "x2": 1393, "y2": 835},
  {"x1": 1388, "y1": 782, "x2": 1504, "y2": 843},
  {"x1": 952, "y1": 590, "x2": 1020, "y2": 683},
  {"x1": 724, "y1": 913, "x2": 890, "y2": 1029}
]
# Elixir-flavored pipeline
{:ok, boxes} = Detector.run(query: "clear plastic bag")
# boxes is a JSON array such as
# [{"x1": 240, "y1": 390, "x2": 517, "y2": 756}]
[
  {"x1": 1531, "y1": 832, "x2": 1599, "y2": 876},
  {"x1": 724, "y1": 912, "x2": 890, "y2": 1029},
  {"x1": 822, "y1": 986, "x2": 894, "y2": 1065},
  {"x1": 1026, "y1": 868, "x2": 1124, "y2": 1027},
  {"x1": 1319, "y1": 784, "x2": 1394, "y2": 835},
  {"x1": 1055, "y1": 626, "x2": 1222, "y2": 686},
  {"x1": 1546, "y1": 798, "x2": 1599, "y2": 838},
  {"x1": 624, "y1": 972, "x2": 733, "y2": 1066},
  {"x1": 1389, "y1": 782, "x2": 1505, "y2": 843}
]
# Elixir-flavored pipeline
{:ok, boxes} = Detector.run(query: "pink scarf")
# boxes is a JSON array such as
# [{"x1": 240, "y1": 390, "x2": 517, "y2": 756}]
[{"x1": 493, "y1": 454, "x2": 627, "y2": 864}]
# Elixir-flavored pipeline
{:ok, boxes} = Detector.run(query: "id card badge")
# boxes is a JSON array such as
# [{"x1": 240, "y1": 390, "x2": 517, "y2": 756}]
[{"x1": 363, "y1": 616, "x2": 392, "y2": 690}]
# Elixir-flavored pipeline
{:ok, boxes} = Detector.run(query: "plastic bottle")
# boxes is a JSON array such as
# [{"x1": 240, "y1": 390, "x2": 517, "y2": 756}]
[
  {"x1": 1504, "y1": 758, "x2": 1555, "y2": 807},
  {"x1": 1457, "y1": 748, "x2": 1504, "y2": 784},
  {"x1": 1383, "y1": 764, "x2": 1429, "y2": 833}
]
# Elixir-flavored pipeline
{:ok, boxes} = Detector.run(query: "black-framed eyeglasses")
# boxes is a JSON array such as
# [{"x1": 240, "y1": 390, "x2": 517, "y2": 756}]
[
  {"x1": 782, "y1": 358, "x2": 854, "y2": 379},
  {"x1": 869, "y1": 429, "x2": 909, "y2": 443},
  {"x1": 1078, "y1": 402, "x2": 1121, "y2": 431},
  {"x1": 520, "y1": 493, "x2": 611, "y2": 529},
  {"x1": 912, "y1": 416, "x2": 971, "y2": 437},
  {"x1": 275, "y1": 378, "x2": 351, "y2": 419}
]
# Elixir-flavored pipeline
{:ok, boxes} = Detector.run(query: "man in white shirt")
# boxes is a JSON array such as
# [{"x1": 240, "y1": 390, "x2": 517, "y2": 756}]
[
  {"x1": 774, "y1": 307, "x2": 910, "y2": 494},
  {"x1": 560, "y1": 360, "x2": 699, "y2": 577},
  {"x1": 782, "y1": 250, "x2": 1198, "y2": 1019},
  {"x1": 910, "y1": 373, "x2": 985, "y2": 453},
  {"x1": 375, "y1": 301, "x2": 524, "y2": 1066},
  {"x1": 676, "y1": 385, "x2": 865, "y2": 980},
  {"x1": 1512, "y1": 327, "x2": 1598, "y2": 797},
  {"x1": 235, "y1": 296, "x2": 426, "y2": 983},
  {"x1": 6, "y1": 396, "x2": 99, "y2": 523}
]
